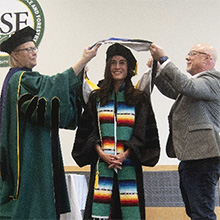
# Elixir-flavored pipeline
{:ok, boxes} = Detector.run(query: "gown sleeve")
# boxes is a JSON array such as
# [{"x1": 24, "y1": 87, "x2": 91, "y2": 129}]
[
  {"x1": 72, "y1": 92, "x2": 100, "y2": 167},
  {"x1": 17, "y1": 68, "x2": 81, "y2": 129},
  {"x1": 124, "y1": 95, "x2": 160, "y2": 166}
]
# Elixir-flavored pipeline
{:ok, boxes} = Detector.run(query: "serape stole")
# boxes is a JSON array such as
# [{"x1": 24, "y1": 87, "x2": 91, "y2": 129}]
[{"x1": 92, "y1": 90, "x2": 141, "y2": 220}]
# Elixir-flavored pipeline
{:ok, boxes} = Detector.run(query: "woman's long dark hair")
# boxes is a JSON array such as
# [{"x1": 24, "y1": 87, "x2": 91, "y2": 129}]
[{"x1": 93, "y1": 58, "x2": 144, "y2": 106}]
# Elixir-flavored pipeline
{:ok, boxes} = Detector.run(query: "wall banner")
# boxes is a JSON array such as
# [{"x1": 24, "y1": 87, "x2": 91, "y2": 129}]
[{"x1": 0, "y1": 0, "x2": 45, "y2": 67}]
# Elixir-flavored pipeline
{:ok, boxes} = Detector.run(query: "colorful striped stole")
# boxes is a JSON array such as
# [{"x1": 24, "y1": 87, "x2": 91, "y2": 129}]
[{"x1": 92, "y1": 91, "x2": 141, "y2": 220}]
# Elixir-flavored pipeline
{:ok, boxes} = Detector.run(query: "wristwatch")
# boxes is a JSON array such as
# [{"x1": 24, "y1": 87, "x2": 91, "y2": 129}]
[{"x1": 159, "y1": 56, "x2": 168, "y2": 65}]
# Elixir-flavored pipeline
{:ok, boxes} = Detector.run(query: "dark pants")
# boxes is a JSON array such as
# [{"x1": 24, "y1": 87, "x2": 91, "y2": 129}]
[{"x1": 178, "y1": 157, "x2": 220, "y2": 220}]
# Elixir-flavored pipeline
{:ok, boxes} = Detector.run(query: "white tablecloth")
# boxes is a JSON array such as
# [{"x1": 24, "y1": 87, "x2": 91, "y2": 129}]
[{"x1": 60, "y1": 174, "x2": 88, "y2": 220}]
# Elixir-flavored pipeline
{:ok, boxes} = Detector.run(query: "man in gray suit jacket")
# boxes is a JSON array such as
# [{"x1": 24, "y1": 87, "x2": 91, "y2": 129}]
[{"x1": 150, "y1": 43, "x2": 220, "y2": 220}]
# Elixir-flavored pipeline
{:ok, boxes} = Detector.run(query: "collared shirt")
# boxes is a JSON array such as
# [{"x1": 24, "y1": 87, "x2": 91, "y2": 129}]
[{"x1": 191, "y1": 71, "x2": 205, "y2": 78}]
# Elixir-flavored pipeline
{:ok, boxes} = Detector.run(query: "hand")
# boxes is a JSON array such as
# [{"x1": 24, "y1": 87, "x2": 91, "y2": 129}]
[
  {"x1": 107, "y1": 154, "x2": 123, "y2": 170},
  {"x1": 96, "y1": 145, "x2": 130, "y2": 170},
  {"x1": 72, "y1": 43, "x2": 101, "y2": 75},
  {"x1": 98, "y1": 151, "x2": 122, "y2": 169},
  {"x1": 108, "y1": 153, "x2": 126, "y2": 170},
  {"x1": 81, "y1": 43, "x2": 101, "y2": 64},
  {"x1": 150, "y1": 43, "x2": 166, "y2": 61},
  {"x1": 146, "y1": 57, "x2": 153, "y2": 68}
]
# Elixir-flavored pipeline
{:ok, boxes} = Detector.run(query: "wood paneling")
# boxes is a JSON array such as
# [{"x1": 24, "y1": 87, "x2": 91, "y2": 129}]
[{"x1": 145, "y1": 207, "x2": 220, "y2": 220}]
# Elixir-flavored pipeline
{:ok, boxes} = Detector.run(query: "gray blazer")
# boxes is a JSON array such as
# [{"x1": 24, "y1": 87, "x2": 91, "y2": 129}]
[{"x1": 155, "y1": 62, "x2": 220, "y2": 160}]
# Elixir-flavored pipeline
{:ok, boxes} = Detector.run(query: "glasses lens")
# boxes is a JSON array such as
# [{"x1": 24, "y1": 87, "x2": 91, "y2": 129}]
[
  {"x1": 188, "y1": 50, "x2": 207, "y2": 57},
  {"x1": 188, "y1": 51, "x2": 194, "y2": 56},
  {"x1": 27, "y1": 47, "x2": 38, "y2": 53}
]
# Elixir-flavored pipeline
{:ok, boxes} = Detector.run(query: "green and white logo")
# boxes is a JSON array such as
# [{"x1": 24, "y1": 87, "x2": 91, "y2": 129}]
[{"x1": 0, "y1": 0, "x2": 45, "y2": 67}]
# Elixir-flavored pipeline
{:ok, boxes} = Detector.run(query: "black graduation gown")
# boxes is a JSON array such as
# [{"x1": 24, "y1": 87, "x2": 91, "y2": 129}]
[{"x1": 72, "y1": 92, "x2": 160, "y2": 220}]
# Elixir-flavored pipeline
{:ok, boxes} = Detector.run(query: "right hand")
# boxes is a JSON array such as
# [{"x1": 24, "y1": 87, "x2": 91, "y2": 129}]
[
  {"x1": 101, "y1": 153, "x2": 122, "y2": 170},
  {"x1": 96, "y1": 145, "x2": 122, "y2": 169},
  {"x1": 150, "y1": 43, "x2": 166, "y2": 61}
]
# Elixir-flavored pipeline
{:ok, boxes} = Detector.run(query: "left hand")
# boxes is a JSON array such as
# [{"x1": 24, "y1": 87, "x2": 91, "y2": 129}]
[
  {"x1": 73, "y1": 43, "x2": 101, "y2": 75},
  {"x1": 108, "y1": 153, "x2": 126, "y2": 169},
  {"x1": 81, "y1": 43, "x2": 101, "y2": 64},
  {"x1": 150, "y1": 43, "x2": 166, "y2": 61}
]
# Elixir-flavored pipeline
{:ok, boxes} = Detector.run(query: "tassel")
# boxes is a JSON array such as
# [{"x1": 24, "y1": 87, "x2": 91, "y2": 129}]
[{"x1": 94, "y1": 170, "x2": 99, "y2": 189}]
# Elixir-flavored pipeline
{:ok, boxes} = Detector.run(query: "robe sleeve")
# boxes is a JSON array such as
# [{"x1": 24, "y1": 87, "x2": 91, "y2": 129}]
[
  {"x1": 72, "y1": 92, "x2": 100, "y2": 167},
  {"x1": 154, "y1": 63, "x2": 179, "y2": 100},
  {"x1": 124, "y1": 95, "x2": 160, "y2": 166},
  {"x1": 17, "y1": 68, "x2": 81, "y2": 129}
]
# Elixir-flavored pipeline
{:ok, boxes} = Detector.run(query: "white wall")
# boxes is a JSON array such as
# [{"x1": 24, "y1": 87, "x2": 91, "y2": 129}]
[{"x1": 1, "y1": 0, "x2": 220, "y2": 165}]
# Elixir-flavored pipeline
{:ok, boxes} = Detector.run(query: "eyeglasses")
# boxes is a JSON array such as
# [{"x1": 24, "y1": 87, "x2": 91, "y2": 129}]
[
  {"x1": 187, "y1": 50, "x2": 213, "y2": 60},
  {"x1": 15, "y1": 47, "x2": 38, "y2": 53},
  {"x1": 187, "y1": 50, "x2": 207, "y2": 57}
]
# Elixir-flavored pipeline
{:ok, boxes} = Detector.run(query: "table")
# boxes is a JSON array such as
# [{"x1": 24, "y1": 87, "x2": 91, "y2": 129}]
[{"x1": 60, "y1": 173, "x2": 88, "y2": 220}]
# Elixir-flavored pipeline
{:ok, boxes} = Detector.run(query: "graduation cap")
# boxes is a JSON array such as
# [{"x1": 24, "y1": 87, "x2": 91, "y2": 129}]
[
  {"x1": 106, "y1": 43, "x2": 137, "y2": 71},
  {"x1": 0, "y1": 26, "x2": 36, "y2": 54}
]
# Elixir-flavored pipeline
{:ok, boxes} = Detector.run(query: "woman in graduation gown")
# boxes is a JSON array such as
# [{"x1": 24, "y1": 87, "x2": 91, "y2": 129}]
[
  {"x1": 72, "y1": 43, "x2": 160, "y2": 220},
  {"x1": 0, "y1": 26, "x2": 99, "y2": 219}
]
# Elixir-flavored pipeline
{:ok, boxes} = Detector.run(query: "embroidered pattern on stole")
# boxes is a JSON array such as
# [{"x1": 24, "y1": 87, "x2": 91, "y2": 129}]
[{"x1": 92, "y1": 97, "x2": 141, "y2": 220}]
